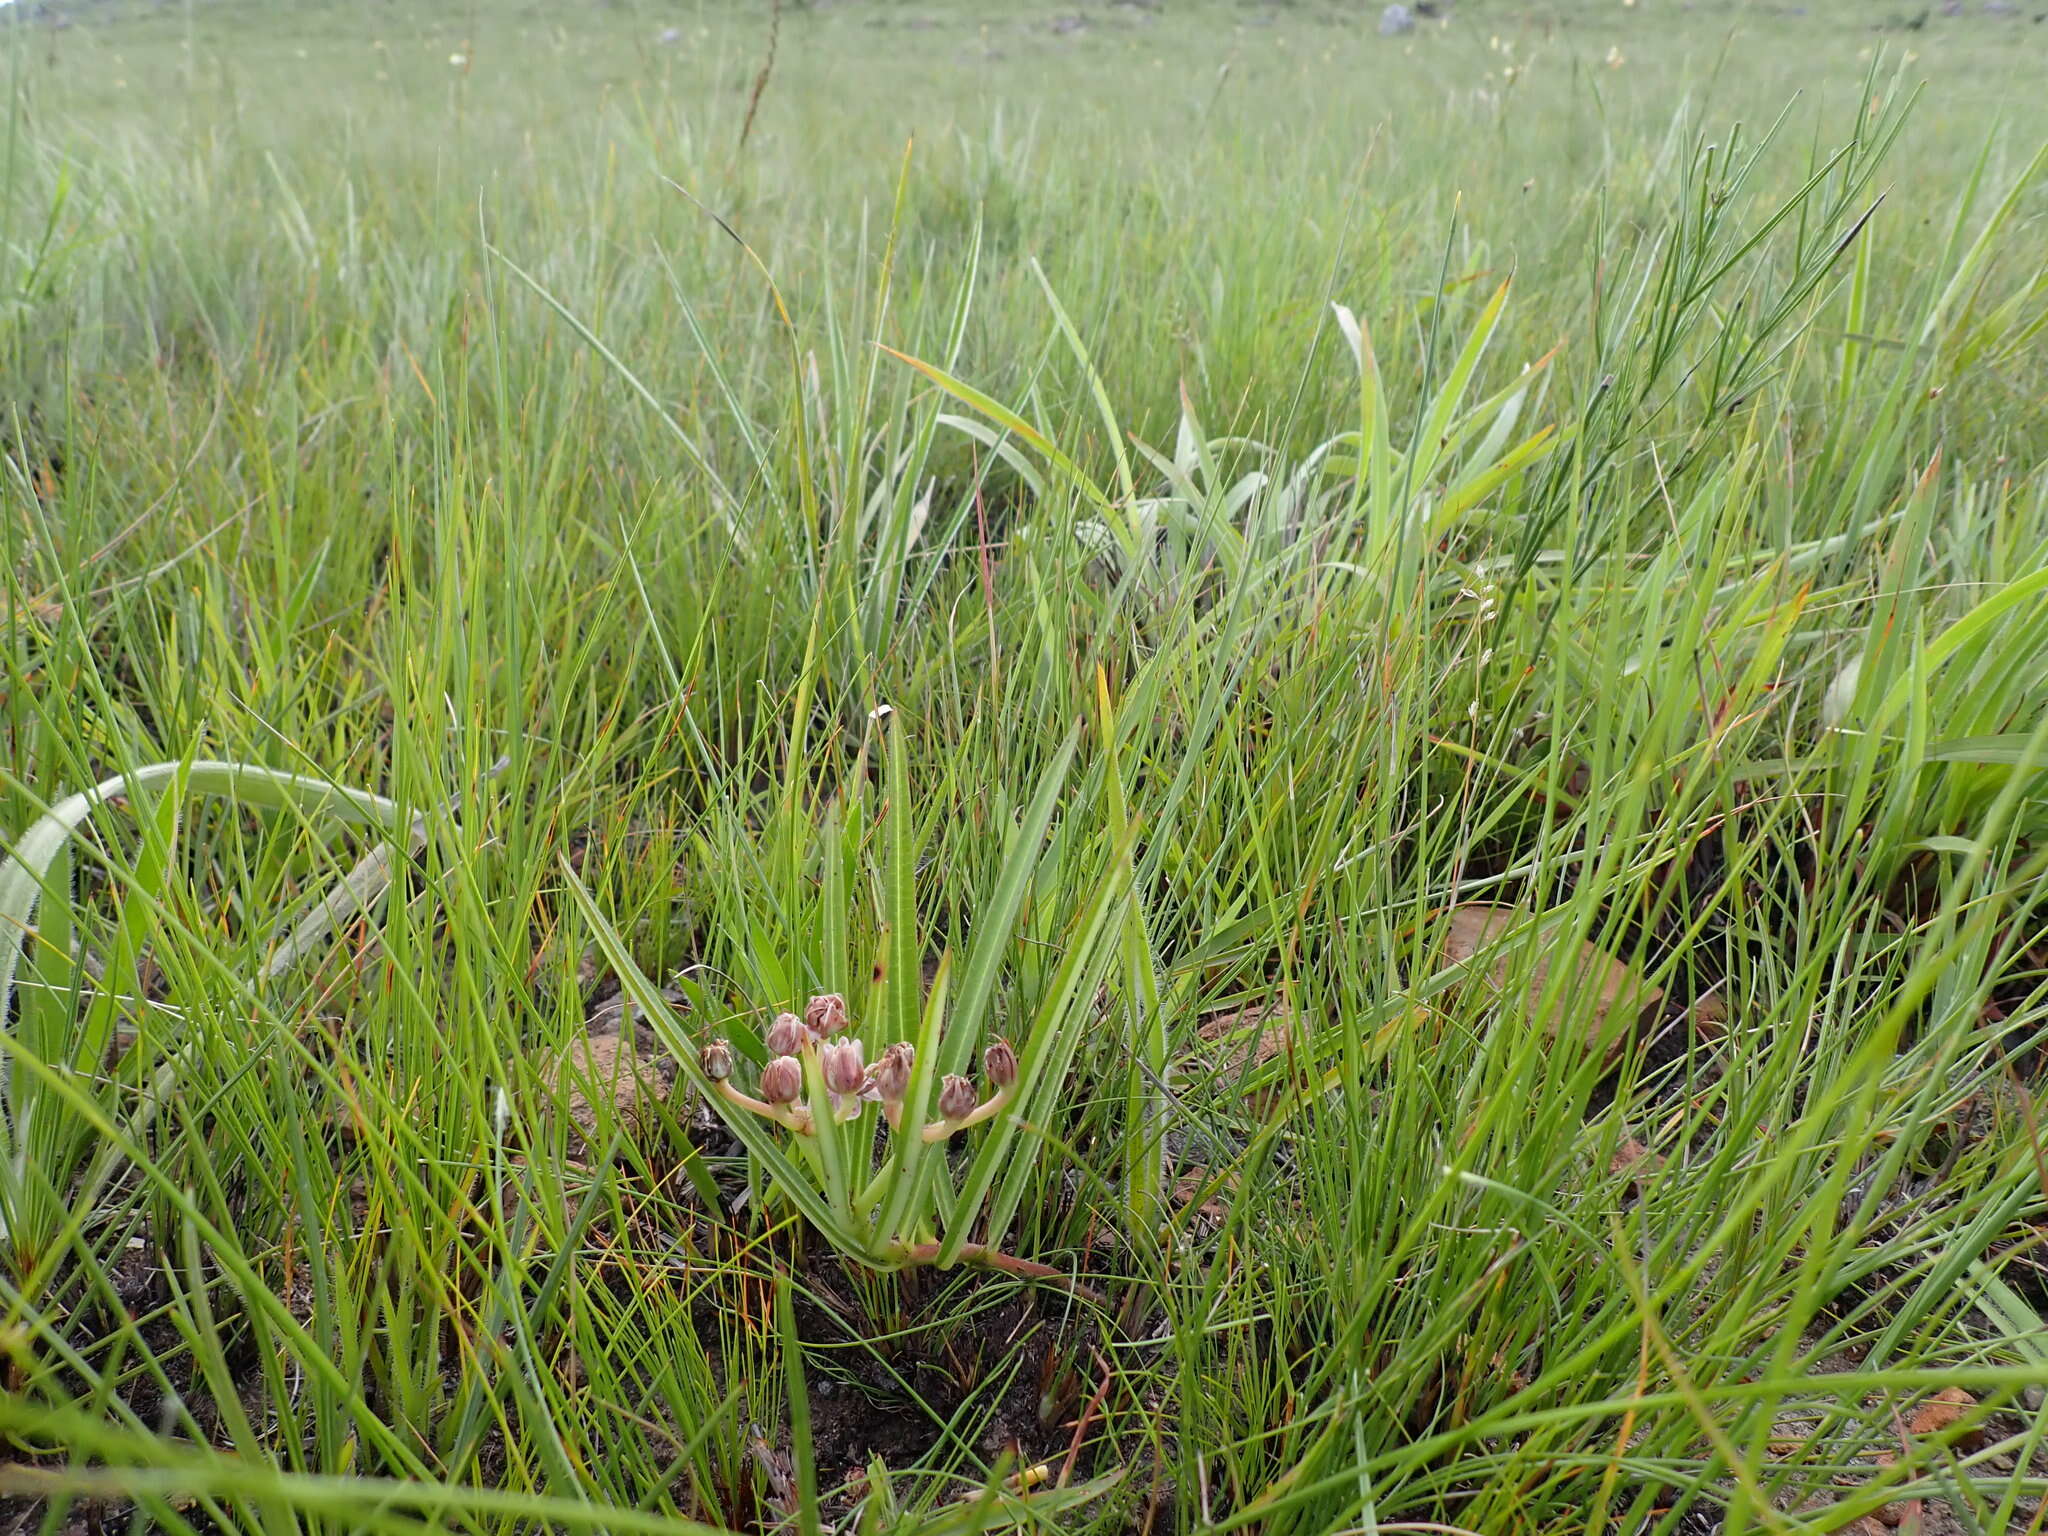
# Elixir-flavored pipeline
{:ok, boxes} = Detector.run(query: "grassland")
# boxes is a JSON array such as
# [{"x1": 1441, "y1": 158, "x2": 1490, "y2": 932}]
[{"x1": 0, "y1": 0, "x2": 2045, "y2": 1532}]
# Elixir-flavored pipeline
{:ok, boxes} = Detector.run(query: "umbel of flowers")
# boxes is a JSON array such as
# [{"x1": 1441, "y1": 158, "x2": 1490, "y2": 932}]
[{"x1": 699, "y1": 993, "x2": 1017, "y2": 1145}]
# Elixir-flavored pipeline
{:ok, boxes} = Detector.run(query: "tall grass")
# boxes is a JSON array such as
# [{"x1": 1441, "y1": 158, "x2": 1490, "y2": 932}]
[{"x1": 0, "y1": 1, "x2": 2045, "y2": 1532}]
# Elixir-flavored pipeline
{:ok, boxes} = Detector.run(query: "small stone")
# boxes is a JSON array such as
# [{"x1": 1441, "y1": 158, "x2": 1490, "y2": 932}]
[
  {"x1": 1905, "y1": 1386, "x2": 1977, "y2": 1443},
  {"x1": 584, "y1": 983, "x2": 686, "y2": 1052},
  {"x1": 1379, "y1": 4, "x2": 1415, "y2": 34},
  {"x1": 545, "y1": 1036, "x2": 676, "y2": 1146},
  {"x1": 1689, "y1": 988, "x2": 1729, "y2": 1039},
  {"x1": 1609, "y1": 1136, "x2": 1665, "y2": 1179},
  {"x1": 1195, "y1": 1003, "x2": 1296, "y2": 1082}
]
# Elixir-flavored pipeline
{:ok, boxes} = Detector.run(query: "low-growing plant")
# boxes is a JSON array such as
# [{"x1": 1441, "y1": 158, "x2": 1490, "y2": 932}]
[{"x1": 565, "y1": 722, "x2": 1129, "y2": 1287}]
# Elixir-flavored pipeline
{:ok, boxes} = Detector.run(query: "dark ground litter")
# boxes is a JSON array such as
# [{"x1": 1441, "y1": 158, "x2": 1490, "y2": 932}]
[
  {"x1": 0, "y1": 1037, "x2": 1107, "y2": 1536},
  {"x1": 6, "y1": 1183, "x2": 2041, "y2": 1536},
  {"x1": 8, "y1": 916, "x2": 2043, "y2": 1536},
  {"x1": 0, "y1": 1230, "x2": 1100, "y2": 1535},
  {"x1": 786, "y1": 1278, "x2": 1089, "y2": 1514}
]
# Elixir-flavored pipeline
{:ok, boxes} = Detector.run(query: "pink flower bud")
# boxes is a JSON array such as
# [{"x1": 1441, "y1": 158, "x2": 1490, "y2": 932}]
[
  {"x1": 700, "y1": 1040, "x2": 735, "y2": 1082},
  {"x1": 871, "y1": 1041, "x2": 914, "y2": 1101},
  {"x1": 760, "y1": 1056, "x2": 804, "y2": 1105},
  {"x1": 764, "y1": 1013, "x2": 806, "y2": 1057},
  {"x1": 938, "y1": 1074, "x2": 978, "y2": 1122},
  {"x1": 804, "y1": 993, "x2": 850, "y2": 1037},
  {"x1": 983, "y1": 1038, "x2": 1018, "y2": 1089},
  {"x1": 821, "y1": 1038, "x2": 866, "y2": 1096}
]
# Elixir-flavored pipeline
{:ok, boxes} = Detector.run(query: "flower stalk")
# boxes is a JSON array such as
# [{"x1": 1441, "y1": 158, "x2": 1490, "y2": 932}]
[
  {"x1": 699, "y1": 1001, "x2": 1036, "y2": 1253},
  {"x1": 697, "y1": 1011, "x2": 1028, "y2": 1153},
  {"x1": 564, "y1": 722, "x2": 1110, "y2": 1286},
  {"x1": 917, "y1": 1039, "x2": 1019, "y2": 1141},
  {"x1": 700, "y1": 1040, "x2": 813, "y2": 1133}
]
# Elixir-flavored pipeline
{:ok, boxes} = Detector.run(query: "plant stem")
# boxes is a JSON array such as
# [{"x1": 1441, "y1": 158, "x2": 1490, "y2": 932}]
[
  {"x1": 892, "y1": 1241, "x2": 1104, "y2": 1304},
  {"x1": 918, "y1": 1086, "x2": 1013, "y2": 1144}
]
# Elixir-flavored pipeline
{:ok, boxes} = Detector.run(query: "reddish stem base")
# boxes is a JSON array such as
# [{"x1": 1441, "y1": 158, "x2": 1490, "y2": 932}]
[{"x1": 894, "y1": 1241, "x2": 1104, "y2": 1304}]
